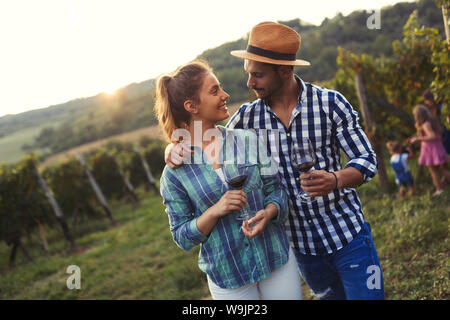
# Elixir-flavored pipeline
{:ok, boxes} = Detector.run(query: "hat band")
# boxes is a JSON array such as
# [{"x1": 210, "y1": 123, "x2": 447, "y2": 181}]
[{"x1": 247, "y1": 45, "x2": 296, "y2": 61}]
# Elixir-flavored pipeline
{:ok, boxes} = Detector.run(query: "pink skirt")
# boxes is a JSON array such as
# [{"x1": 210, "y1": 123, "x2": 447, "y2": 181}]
[{"x1": 418, "y1": 138, "x2": 449, "y2": 166}]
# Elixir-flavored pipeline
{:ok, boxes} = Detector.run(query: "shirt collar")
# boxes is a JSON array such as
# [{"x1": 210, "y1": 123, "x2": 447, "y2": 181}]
[{"x1": 295, "y1": 74, "x2": 307, "y2": 104}]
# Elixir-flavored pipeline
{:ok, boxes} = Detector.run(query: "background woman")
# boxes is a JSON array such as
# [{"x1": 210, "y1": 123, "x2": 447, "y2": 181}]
[
  {"x1": 422, "y1": 88, "x2": 450, "y2": 154},
  {"x1": 408, "y1": 104, "x2": 450, "y2": 196}
]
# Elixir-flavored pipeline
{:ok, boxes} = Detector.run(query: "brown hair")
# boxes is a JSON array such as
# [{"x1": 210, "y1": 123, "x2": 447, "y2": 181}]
[
  {"x1": 154, "y1": 60, "x2": 213, "y2": 141},
  {"x1": 422, "y1": 88, "x2": 441, "y2": 118},
  {"x1": 413, "y1": 104, "x2": 443, "y2": 136},
  {"x1": 261, "y1": 62, "x2": 294, "y2": 73},
  {"x1": 386, "y1": 141, "x2": 403, "y2": 154},
  {"x1": 422, "y1": 88, "x2": 435, "y2": 103}
]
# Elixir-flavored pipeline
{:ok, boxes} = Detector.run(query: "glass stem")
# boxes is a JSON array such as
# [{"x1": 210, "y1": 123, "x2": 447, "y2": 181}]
[
  {"x1": 242, "y1": 204, "x2": 251, "y2": 218},
  {"x1": 237, "y1": 189, "x2": 251, "y2": 220}
]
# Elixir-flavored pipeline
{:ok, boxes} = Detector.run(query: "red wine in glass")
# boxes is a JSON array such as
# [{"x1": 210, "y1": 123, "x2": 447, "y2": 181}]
[
  {"x1": 223, "y1": 164, "x2": 253, "y2": 220},
  {"x1": 295, "y1": 161, "x2": 316, "y2": 173},
  {"x1": 291, "y1": 138, "x2": 317, "y2": 202},
  {"x1": 226, "y1": 174, "x2": 248, "y2": 189}
]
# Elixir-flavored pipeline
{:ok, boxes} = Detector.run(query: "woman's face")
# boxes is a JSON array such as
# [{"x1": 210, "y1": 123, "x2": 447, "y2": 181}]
[
  {"x1": 194, "y1": 72, "x2": 230, "y2": 124},
  {"x1": 424, "y1": 99, "x2": 434, "y2": 108}
]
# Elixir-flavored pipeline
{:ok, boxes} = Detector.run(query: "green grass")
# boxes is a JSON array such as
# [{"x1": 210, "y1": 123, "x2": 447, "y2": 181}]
[
  {"x1": 356, "y1": 165, "x2": 450, "y2": 300},
  {"x1": 0, "y1": 123, "x2": 58, "y2": 164},
  {"x1": 0, "y1": 189, "x2": 209, "y2": 299},
  {"x1": 0, "y1": 164, "x2": 449, "y2": 300}
]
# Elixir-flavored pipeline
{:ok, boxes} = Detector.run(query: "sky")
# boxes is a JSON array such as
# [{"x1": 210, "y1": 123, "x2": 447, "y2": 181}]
[{"x1": 0, "y1": 0, "x2": 415, "y2": 118}]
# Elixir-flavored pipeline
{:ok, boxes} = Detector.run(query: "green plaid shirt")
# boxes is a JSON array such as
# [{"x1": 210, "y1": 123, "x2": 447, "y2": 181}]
[{"x1": 160, "y1": 127, "x2": 290, "y2": 289}]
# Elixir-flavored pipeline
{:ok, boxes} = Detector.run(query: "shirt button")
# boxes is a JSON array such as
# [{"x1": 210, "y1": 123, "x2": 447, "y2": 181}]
[
  {"x1": 308, "y1": 219, "x2": 312, "y2": 224},
  {"x1": 296, "y1": 177, "x2": 300, "y2": 181},
  {"x1": 287, "y1": 133, "x2": 291, "y2": 137}
]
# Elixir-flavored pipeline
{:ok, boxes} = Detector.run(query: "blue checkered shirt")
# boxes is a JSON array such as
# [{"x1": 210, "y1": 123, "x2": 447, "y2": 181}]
[
  {"x1": 226, "y1": 76, "x2": 378, "y2": 255},
  {"x1": 160, "y1": 127, "x2": 290, "y2": 289}
]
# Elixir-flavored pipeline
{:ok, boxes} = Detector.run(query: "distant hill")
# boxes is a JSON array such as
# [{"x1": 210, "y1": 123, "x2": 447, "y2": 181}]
[
  {"x1": 0, "y1": 79, "x2": 155, "y2": 139},
  {"x1": 0, "y1": 0, "x2": 444, "y2": 164}
]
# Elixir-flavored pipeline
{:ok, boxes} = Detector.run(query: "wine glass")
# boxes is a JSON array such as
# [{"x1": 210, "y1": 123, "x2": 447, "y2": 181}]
[
  {"x1": 223, "y1": 163, "x2": 253, "y2": 220},
  {"x1": 291, "y1": 137, "x2": 317, "y2": 203}
]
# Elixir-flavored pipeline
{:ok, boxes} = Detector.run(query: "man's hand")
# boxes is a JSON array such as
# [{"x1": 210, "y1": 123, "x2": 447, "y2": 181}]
[
  {"x1": 300, "y1": 169, "x2": 337, "y2": 197},
  {"x1": 301, "y1": 167, "x2": 364, "y2": 196},
  {"x1": 164, "y1": 143, "x2": 193, "y2": 169}
]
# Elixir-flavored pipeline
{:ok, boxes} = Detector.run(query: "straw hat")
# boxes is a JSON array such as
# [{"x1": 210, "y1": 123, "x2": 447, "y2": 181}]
[{"x1": 230, "y1": 21, "x2": 310, "y2": 66}]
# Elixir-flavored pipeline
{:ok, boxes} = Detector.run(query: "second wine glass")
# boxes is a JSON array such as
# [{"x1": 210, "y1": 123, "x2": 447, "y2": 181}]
[{"x1": 291, "y1": 137, "x2": 317, "y2": 203}]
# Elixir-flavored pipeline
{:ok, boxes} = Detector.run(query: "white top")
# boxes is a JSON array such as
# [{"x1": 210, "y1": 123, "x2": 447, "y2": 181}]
[
  {"x1": 390, "y1": 153, "x2": 410, "y2": 173},
  {"x1": 215, "y1": 168, "x2": 226, "y2": 184}
]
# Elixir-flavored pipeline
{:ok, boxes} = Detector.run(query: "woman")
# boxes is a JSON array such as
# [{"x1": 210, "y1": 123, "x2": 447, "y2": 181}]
[
  {"x1": 155, "y1": 60, "x2": 302, "y2": 300},
  {"x1": 422, "y1": 88, "x2": 450, "y2": 154},
  {"x1": 408, "y1": 104, "x2": 450, "y2": 196}
]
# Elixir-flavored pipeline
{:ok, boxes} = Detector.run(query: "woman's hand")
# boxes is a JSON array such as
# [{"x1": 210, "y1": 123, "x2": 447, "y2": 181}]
[
  {"x1": 408, "y1": 136, "x2": 420, "y2": 144},
  {"x1": 241, "y1": 203, "x2": 278, "y2": 239},
  {"x1": 406, "y1": 136, "x2": 413, "y2": 145},
  {"x1": 198, "y1": 190, "x2": 247, "y2": 237},
  {"x1": 210, "y1": 190, "x2": 247, "y2": 218}
]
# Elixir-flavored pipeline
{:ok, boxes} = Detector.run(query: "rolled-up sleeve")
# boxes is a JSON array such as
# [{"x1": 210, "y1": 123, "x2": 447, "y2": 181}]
[
  {"x1": 260, "y1": 172, "x2": 289, "y2": 224},
  {"x1": 332, "y1": 92, "x2": 378, "y2": 184},
  {"x1": 160, "y1": 169, "x2": 208, "y2": 252}
]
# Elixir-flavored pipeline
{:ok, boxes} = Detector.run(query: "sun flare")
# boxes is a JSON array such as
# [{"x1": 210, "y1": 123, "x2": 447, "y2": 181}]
[{"x1": 102, "y1": 87, "x2": 118, "y2": 95}]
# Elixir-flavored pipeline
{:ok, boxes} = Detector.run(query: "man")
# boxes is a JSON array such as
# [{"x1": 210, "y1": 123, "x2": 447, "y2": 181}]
[{"x1": 166, "y1": 21, "x2": 384, "y2": 300}]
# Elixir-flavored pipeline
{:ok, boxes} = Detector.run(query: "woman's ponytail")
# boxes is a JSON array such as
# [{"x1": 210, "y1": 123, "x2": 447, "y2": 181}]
[{"x1": 155, "y1": 75, "x2": 178, "y2": 141}]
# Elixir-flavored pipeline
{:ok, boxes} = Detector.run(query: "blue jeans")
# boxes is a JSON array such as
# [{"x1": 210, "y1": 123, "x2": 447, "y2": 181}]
[{"x1": 292, "y1": 222, "x2": 385, "y2": 300}]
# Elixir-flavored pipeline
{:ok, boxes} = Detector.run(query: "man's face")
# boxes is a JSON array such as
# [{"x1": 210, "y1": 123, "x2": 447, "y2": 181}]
[{"x1": 244, "y1": 60, "x2": 283, "y2": 100}]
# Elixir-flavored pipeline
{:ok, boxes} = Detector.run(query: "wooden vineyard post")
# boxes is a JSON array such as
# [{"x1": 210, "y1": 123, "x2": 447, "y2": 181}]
[
  {"x1": 9, "y1": 238, "x2": 34, "y2": 267},
  {"x1": 134, "y1": 147, "x2": 158, "y2": 193},
  {"x1": 76, "y1": 152, "x2": 116, "y2": 226},
  {"x1": 34, "y1": 165, "x2": 77, "y2": 251},
  {"x1": 354, "y1": 73, "x2": 390, "y2": 193},
  {"x1": 442, "y1": 2, "x2": 450, "y2": 45},
  {"x1": 113, "y1": 156, "x2": 139, "y2": 205},
  {"x1": 354, "y1": 73, "x2": 373, "y2": 133},
  {"x1": 35, "y1": 218, "x2": 49, "y2": 253}
]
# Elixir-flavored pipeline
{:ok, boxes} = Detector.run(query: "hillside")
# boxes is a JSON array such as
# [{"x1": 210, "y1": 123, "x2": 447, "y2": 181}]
[{"x1": 0, "y1": 0, "x2": 444, "y2": 164}]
